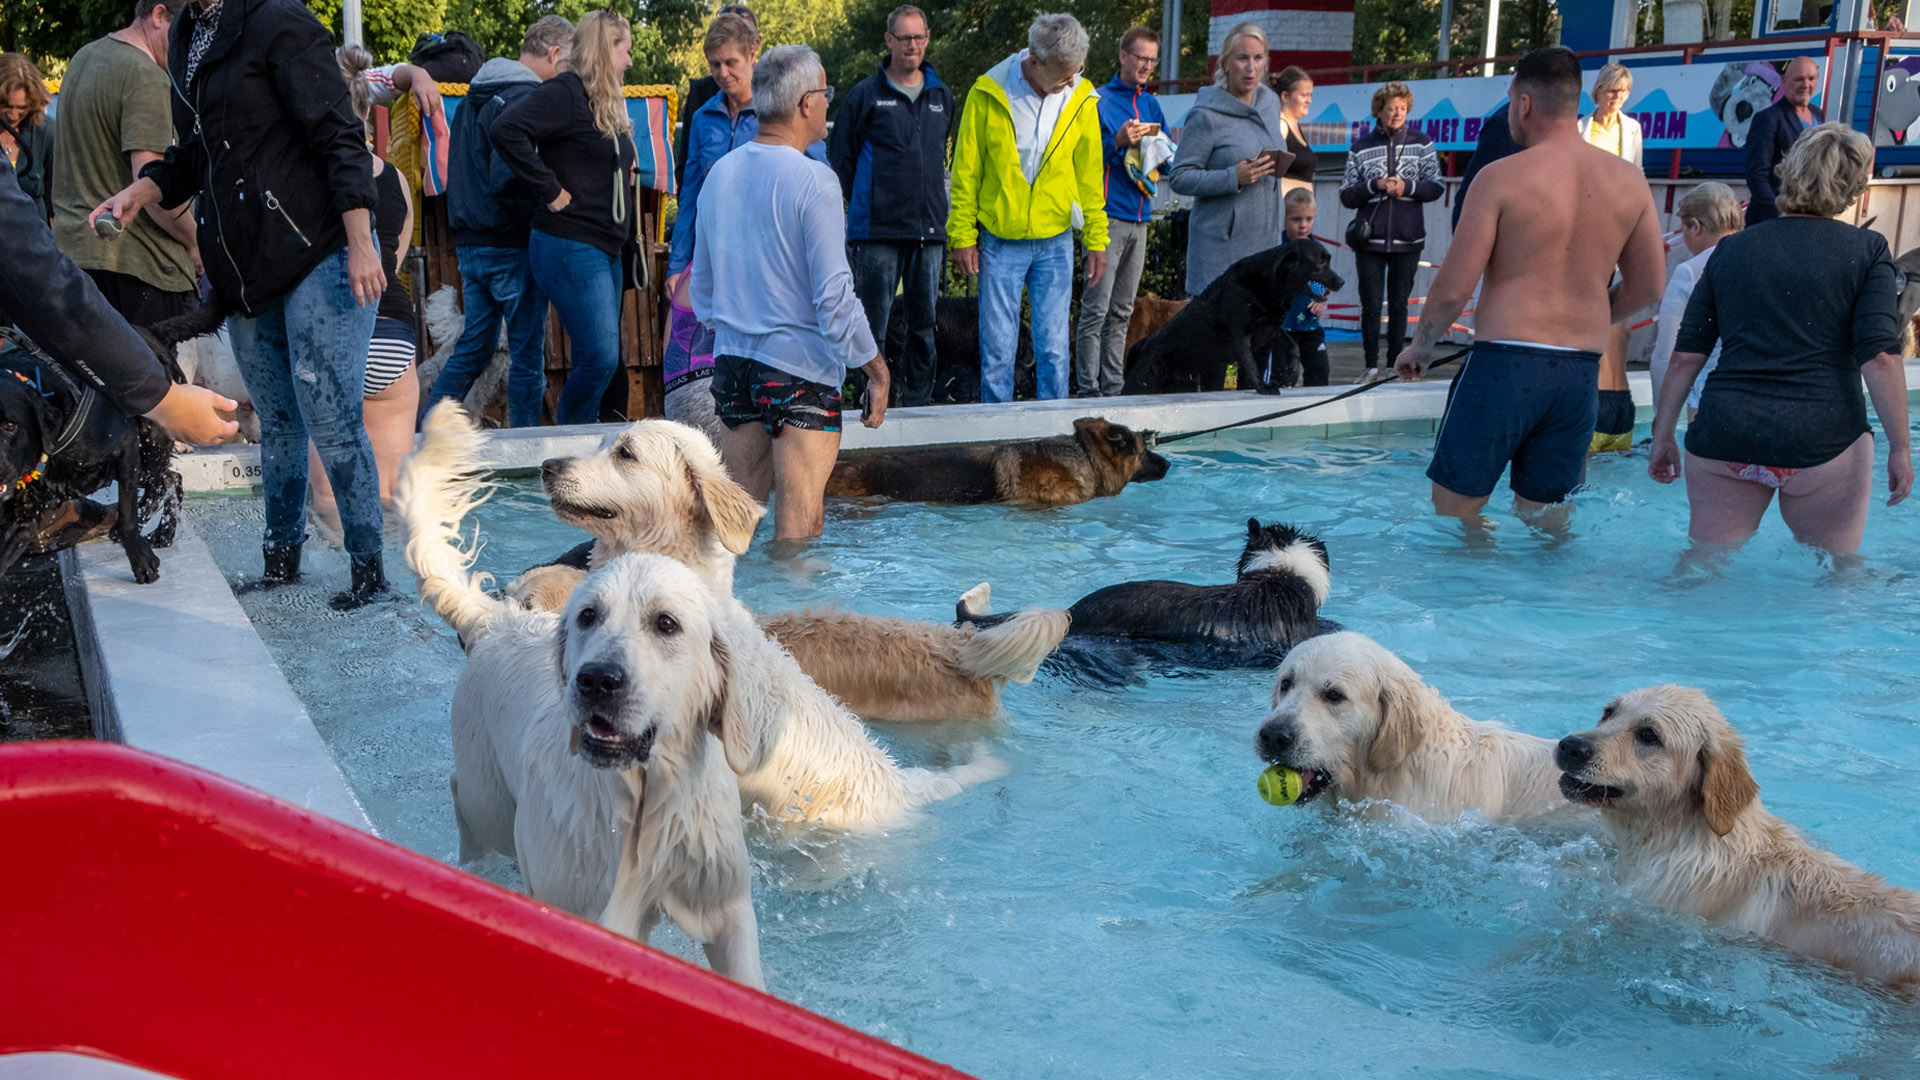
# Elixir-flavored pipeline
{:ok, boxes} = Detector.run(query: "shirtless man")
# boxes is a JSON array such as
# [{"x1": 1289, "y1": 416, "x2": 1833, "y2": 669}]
[{"x1": 1396, "y1": 46, "x2": 1665, "y2": 521}]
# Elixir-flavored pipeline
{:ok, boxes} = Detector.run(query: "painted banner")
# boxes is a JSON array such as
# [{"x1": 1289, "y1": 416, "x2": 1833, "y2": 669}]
[{"x1": 1160, "y1": 57, "x2": 1826, "y2": 152}]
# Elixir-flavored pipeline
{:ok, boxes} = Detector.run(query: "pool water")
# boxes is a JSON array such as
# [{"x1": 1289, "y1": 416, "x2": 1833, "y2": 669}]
[{"x1": 188, "y1": 421, "x2": 1920, "y2": 1080}]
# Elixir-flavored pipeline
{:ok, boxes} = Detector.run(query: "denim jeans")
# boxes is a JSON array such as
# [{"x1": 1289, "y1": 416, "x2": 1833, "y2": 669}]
[
  {"x1": 431, "y1": 245, "x2": 549, "y2": 427},
  {"x1": 227, "y1": 245, "x2": 381, "y2": 557},
  {"x1": 850, "y1": 241, "x2": 943, "y2": 407},
  {"x1": 978, "y1": 229, "x2": 1071, "y2": 402},
  {"x1": 528, "y1": 230, "x2": 621, "y2": 425},
  {"x1": 1073, "y1": 218, "x2": 1148, "y2": 396}
]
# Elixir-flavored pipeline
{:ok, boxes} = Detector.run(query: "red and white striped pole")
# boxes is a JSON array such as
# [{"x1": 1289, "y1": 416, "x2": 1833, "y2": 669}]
[{"x1": 1208, "y1": 0, "x2": 1355, "y2": 84}]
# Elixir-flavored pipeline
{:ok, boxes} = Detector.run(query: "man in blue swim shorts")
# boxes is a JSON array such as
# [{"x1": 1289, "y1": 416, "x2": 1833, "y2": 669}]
[{"x1": 1395, "y1": 46, "x2": 1665, "y2": 520}]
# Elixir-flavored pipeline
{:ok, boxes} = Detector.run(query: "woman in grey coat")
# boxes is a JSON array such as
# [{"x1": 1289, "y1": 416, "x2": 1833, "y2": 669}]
[{"x1": 1168, "y1": 22, "x2": 1284, "y2": 295}]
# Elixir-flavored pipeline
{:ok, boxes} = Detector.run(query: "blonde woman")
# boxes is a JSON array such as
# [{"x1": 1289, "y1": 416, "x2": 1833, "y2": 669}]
[
  {"x1": 1580, "y1": 62, "x2": 1646, "y2": 447},
  {"x1": 1577, "y1": 63, "x2": 1643, "y2": 165},
  {"x1": 1651, "y1": 125, "x2": 1911, "y2": 557},
  {"x1": 493, "y1": 10, "x2": 636, "y2": 425},
  {"x1": 1168, "y1": 21, "x2": 1284, "y2": 294},
  {"x1": 0, "y1": 53, "x2": 54, "y2": 223}
]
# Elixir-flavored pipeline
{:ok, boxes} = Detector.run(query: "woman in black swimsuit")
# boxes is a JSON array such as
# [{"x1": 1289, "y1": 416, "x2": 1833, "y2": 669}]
[
  {"x1": 1650, "y1": 123, "x2": 1911, "y2": 557},
  {"x1": 1275, "y1": 65, "x2": 1317, "y2": 197}
]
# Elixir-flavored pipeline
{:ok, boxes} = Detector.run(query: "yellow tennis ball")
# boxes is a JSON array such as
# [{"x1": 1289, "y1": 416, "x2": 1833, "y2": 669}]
[{"x1": 1258, "y1": 764, "x2": 1305, "y2": 806}]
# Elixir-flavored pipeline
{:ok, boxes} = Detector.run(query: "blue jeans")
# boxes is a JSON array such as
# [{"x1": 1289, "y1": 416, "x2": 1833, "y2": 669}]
[
  {"x1": 431, "y1": 245, "x2": 549, "y2": 427},
  {"x1": 978, "y1": 229, "x2": 1071, "y2": 402},
  {"x1": 850, "y1": 241, "x2": 943, "y2": 407},
  {"x1": 228, "y1": 246, "x2": 382, "y2": 557},
  {"x1": 528, "y1": 230, "x2": 621, "y2": 425}
]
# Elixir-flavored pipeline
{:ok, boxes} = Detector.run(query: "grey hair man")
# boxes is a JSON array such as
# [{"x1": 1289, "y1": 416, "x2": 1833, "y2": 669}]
[
  {"x1": 947, "y1": 12, "x2": 1109, "y2": 403},
  {"x1": 693, "y1": 45, "x2": 890, "y2": 543}
]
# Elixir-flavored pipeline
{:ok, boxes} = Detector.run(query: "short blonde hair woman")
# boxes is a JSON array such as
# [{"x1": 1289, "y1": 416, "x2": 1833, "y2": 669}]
[
  {"x1": 1168, "y1": 21, "x2": 1288, "y2": 294},
  {"x1": 1650, "y1": 122, "x2": 1910, "y2": 558},
  {"x1": 490, "y1": 7, "x2": 637, "y2": 424},
  {"x1": 1578, "y1": 63, "x2": 1642, "y2": 165},
  {"x1": 1339, "y1": 78, "x2": 1441, "y2": 378}
]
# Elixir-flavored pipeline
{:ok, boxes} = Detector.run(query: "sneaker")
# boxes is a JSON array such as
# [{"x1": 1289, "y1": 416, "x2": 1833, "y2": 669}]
[{"x1": 1352, "y1": 367, "x2": 1377, "y2": 385}]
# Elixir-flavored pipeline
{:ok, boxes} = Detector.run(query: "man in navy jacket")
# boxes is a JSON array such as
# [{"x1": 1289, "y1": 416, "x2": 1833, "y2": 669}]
[
  {"x1": 1744, "y1": 57, "x2": 1824, "y2": 226},
  {"x1": 427, "y1": 15, "x2": 570, "y2": 427},
  {"x1": 829, "y1": 4, "x2": 954, "y2": 407},
  {"x1": 1074, "y1": 25, "x2": 1166, "y2": 397}
]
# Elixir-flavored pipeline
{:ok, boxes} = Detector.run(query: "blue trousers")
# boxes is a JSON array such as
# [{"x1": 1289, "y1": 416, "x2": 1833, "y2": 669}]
[
  {"x1": 850, "y1": 241, "x2": 943, "y2": 407},
  {"x1": 529, "y1": 230, "x2": 621, "y2": 425},
  {"x1": 228, "y1": 246, "x2": 382, "y2": 557},
  {"x1": 978, "y1": 229, "x2": 1071, "y2": 403},
  {"x1": 431, "y1": 244, "x2": 550, "y2": 427}
]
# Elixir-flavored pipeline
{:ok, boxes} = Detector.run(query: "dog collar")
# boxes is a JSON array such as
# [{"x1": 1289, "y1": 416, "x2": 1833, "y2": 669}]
[{"x1": 14, "y1": 453, "x2": 46, "y2": 491}]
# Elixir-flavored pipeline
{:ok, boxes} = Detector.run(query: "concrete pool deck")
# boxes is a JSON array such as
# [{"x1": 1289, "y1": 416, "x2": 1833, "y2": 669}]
[{"x1": 75, "y1": 364, "x2": 1920, "y2": 834}]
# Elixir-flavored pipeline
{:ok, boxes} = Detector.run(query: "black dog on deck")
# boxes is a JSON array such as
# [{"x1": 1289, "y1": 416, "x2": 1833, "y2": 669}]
[
  {"x1": 959, "y1": 519, "x2": 1337, "y2": 677},
  {"x1": 0, "y1": 305, "x2": 219, "y2": 583},
  {"x1": 884, "y1": 294, "x2": 1035, "y2": 404},
  {"x1": 1122, "y1": 240, "x2": 1343, "y2": 395}
]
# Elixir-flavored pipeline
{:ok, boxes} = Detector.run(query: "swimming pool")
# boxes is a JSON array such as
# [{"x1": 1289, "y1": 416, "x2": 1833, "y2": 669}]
[{"x1": 188, "y1": 420, "x2": 1920, "y2": 1079}]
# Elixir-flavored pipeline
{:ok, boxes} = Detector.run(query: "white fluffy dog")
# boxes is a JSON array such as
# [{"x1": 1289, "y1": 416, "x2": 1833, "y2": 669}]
[
  {"x1": 411, "y1": 403, "x2": 1004, "y2": 835},
  {"x1": 399, "y1": 426, "x2": 763, "y2": 984},
  {"x1": 1254, "y1": 632, "x2": 1580, "y2": 824},
  {"x1": 517, "y1": 419, "x2": 1068, "y2": 723},
  {"x1": 1558, "y1": 686, "x2": 1920, "y2": 985}
]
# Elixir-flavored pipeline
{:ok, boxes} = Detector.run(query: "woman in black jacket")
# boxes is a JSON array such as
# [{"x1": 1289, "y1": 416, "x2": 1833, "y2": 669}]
[
  {"x1": 491, "y1": 11, "x2": 637, "y2": 425},
  {"x1": 93, "y1": 0, "x2": 391, "y2": 609},
  {"x1": 1339, "y1": 81, "x2": 1441, "y2": 383}
]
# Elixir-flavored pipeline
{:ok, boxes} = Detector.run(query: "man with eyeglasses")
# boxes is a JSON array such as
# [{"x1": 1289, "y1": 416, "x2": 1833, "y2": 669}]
[
  {"x1": 949, "y1": 12, "x2": 1108, "y2": 403},
  {"x1": 1074, "y1": 25, "x2": 1166, "y2": 398},
  {"x1": 830, "y1": 5, "x2": 954, "y2": 409}
]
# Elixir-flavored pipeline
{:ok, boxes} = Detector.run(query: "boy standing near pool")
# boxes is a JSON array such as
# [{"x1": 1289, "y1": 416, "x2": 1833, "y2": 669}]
[
  {"x1": 1395, "y1": 46, "x2": 1665, "y2": 522},
  {"x1": 1273, "y1": 188, "x2": 1331, "y2": 390}
]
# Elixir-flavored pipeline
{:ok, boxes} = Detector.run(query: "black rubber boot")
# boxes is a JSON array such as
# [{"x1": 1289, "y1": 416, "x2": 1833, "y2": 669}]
[
  {"x1": 261, "y1": 542, "x2": 302, "y2": 585},
  {"x1": 329, "y1": 551, "x2": 390, "y2": 610}
]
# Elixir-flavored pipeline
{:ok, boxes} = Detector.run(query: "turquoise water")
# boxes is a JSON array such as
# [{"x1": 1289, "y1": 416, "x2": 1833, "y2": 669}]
[{"x1": 189, "y1": 421, "x2": 1920, "y2": 1079}]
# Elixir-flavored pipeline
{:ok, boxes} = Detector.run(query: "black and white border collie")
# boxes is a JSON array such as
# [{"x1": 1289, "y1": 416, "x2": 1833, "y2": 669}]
[{"x1": 960, "y1": 519, "x2": 1336, "y2": 675}]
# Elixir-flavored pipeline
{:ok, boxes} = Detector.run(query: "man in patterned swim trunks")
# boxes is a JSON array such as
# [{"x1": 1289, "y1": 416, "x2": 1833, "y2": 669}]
[
  {"x1": 693, "y1": 46, "x2": 890, "y2": 542},
  {"x1": 1395, "y1": 46, "x2": 1665, "y2": 523}
]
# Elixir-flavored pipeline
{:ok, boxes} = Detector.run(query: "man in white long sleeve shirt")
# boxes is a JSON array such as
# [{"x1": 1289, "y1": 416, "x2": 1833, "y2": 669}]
[{"x1": 693, "y1": 44, "x2": 890, "y2": 542}]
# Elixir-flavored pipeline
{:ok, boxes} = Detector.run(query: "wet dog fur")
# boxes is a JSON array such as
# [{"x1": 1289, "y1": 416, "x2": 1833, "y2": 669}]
[
  {"x1": 1557, "y1": 686, "x2": 1920, "y2": 986},
  {"x1": 824, "y1": 416, "x2": 1170, "y2": 510}
]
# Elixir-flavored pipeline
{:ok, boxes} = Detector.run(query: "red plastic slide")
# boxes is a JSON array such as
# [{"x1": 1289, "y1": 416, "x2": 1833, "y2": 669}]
[{"x1": 0, "y1": 742, "x2": 973, "y2": 1079}]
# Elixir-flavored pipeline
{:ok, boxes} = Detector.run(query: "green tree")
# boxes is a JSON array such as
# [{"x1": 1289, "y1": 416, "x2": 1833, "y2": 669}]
[{"x1": 440, "y1": 0, "x2": 700, "y2": 82}]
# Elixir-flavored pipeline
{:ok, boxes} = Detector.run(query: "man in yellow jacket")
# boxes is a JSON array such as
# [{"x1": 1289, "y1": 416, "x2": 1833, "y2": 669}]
[{"x1": 948, "y1": 12, "x2": 1109, "y2": 403}]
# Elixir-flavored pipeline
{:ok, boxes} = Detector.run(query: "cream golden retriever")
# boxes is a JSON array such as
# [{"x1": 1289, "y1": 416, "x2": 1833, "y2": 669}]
[
  {"x1": 410, "y1": 403, "x2": 1004, "y2": 836},
  {"x1": 1557, "y1": 685, "x2": 1920, "y2": 986},
  {"x1": 1254, "y1": 632, "x2": 1578, "y2": 824},
  {"x1": 398, "y1": 430, "x2": 763, "y2": 983},
  {"x1": 511, "y1": 419, "x2": 1068, "y2": 723}
]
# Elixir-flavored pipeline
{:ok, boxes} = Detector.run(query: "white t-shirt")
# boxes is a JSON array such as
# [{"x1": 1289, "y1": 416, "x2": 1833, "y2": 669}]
[
  {"x1": 1651, "y1": 244, "x2": 1721, "y2": 410},
  {"x1": 1001, "y1": 49, "x2": 1073, "y2": 184},
  {"x1": 690, "y1": 141, "x2": 878, "y2": 388}
]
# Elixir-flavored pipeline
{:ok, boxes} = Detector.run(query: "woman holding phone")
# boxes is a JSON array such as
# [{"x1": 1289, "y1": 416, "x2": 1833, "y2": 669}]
[{"x1": 1168, "y1": 21, "x2": 1286, "y2": 294}]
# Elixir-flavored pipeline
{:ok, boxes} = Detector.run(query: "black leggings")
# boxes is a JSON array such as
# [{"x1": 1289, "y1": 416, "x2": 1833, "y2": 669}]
[{"x1": 1355, "y1": 249, "x2": 1420, "y2": 369}]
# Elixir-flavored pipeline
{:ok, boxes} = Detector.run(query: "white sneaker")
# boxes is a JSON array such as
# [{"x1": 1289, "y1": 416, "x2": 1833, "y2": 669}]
[{"x1": 1352, "y1": 368, "x2": 1377, "y2": 385}]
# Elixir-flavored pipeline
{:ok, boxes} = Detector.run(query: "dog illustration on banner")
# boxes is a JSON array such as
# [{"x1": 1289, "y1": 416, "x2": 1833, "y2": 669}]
[
  {"x1": 1709, "y1": 60, "x2": 1783, "y2": 148},
  {"x1": 1875, "y1": 57, "x2": 1920, "y2": 146}
]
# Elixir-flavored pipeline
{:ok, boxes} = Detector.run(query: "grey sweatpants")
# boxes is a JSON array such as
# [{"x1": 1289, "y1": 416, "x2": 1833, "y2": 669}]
[{"x1": 1073, "y1": 218, "x2": 1150, "y2": 396}]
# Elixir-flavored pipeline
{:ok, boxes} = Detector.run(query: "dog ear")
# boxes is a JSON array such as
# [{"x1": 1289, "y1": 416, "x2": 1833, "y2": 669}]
[
  {"x1": 1247, "y1": 517, "x2": 1262, "y2": 539},
  {"x1": 1367, "y1": 662, "x2": 1430, "y2": 774},
  {"x1": 702, "y1": 633, "x2": 756, "y2": 776},
  {"x1": 1697, "y1": 736, "x2": 1758, "y2": 838},
  {"x1": 553, "y1": 623, "x2": 571, "y2": 692},
  {"x1": 687, "y1": 456, "x2": 765, "y2": 555},
  {"x1": 1072, "y1": 416, "x2": 1105, "y2": 441}
]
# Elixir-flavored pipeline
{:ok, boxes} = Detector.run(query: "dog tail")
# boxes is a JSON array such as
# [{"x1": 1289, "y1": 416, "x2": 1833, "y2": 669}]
[
  {"x1": 899, "y1": 744, "x2": 1010, "y2": 809},
  {"x1": 146, "y1": 300, "x2": 230, "y2": 348},
  {"x1": 397, "y1": 401, "x2": 511, "y2": 644},
  {"x1": 957, "y1": 604, "x2": 1069, "y2": 684}
]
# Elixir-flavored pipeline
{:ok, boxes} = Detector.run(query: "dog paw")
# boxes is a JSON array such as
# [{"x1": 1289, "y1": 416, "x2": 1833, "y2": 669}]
[{"x1": 127, "y1": 544, "x2": 161, "y2": 584}]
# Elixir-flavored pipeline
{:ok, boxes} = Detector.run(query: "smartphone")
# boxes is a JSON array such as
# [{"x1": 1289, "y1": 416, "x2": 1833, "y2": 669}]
[
  {"x1": 1138, "y1": 122, "x2": 1162, "y2": 136},
  {"x1": 1259, "y1": 147, "x2": 1296, "y2": 174}
]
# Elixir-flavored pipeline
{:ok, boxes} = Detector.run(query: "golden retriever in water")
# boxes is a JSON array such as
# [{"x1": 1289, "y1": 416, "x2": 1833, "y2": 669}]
[
  {"x1": 1557, "y1": 686, "x2": 1920, "y2": 986},
  {"x1": 514, "y1": 419, "x2": 1067, "y2": 723},
  {"x1": 1254, "y1": 632, "x2": 1579, "y2": 824},
  {"x1": 398, "y1": 428, "x2": 763, "y2": 983},
  {"x1": 412, "y1": 403, "x2": 1004, "y2": 834}
]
